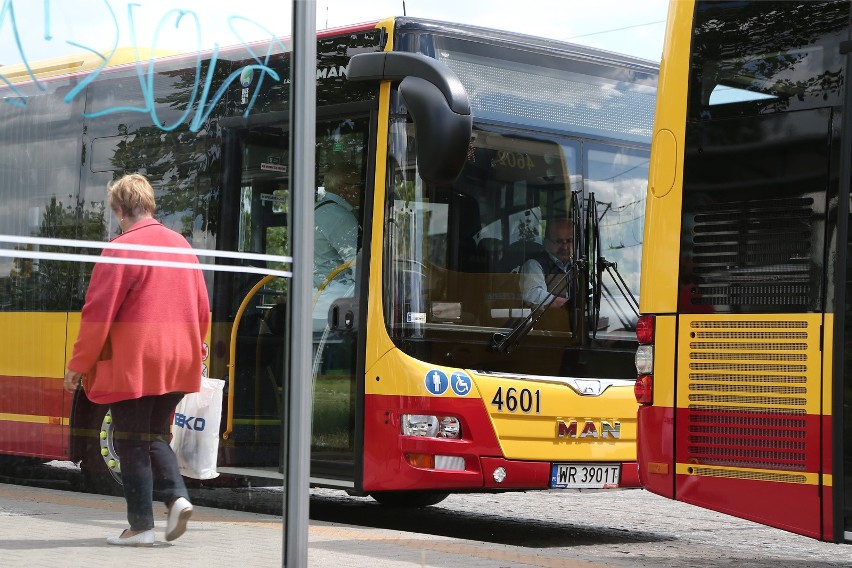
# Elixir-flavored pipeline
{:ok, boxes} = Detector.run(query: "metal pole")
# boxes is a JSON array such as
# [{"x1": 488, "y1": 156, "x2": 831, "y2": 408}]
[{"x1": 285, "y1": 0, "x2": 315, "y2": 565}]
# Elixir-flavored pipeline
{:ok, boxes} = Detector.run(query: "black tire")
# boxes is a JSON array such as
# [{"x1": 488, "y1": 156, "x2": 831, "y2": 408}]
[
  {"x1": 79, "y1": 406, "x2": 124, "y2": 496},
  {"x1": 0, "y1": 456, "x2": 43, "y2": 482},
  {"x1": 368, "y1": 491, "x2": 450, "y2": 508}
]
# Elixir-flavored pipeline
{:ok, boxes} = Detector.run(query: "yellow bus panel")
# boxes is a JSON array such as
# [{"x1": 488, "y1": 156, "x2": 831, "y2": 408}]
[{"x1": 0, "y1": 312, "x2": 67, "y2": 378}]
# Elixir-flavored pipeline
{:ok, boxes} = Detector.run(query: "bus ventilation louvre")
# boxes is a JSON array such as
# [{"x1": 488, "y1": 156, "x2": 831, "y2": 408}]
[
  {"x1": 683, "y1": 197, "x2": 816, "y2": 311},
  {"x1": 682, "y1": 319, "x2": 815, "y2": 481},
  {"x1": 679, "y1": 196, "x2": 820, "y2": 483}
]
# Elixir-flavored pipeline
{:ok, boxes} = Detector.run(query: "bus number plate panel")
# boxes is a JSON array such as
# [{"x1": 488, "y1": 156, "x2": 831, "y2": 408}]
[{"x1": 550, "y1": 463, "x2": 620, "y2": 489}]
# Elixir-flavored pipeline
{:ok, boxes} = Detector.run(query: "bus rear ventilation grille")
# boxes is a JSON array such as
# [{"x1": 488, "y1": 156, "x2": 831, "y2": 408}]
[
  {"x1": 690, "y1": 341, "x2": 807, "y2": 351},
  {"x1": 688, "y1": 373, "x2": 806, "y2": 383},
  {"x1": 688, "y1": 383, "x2": 806, "y2": 395},
  {"x1": 688, "y1": 436, "x2": 805, "y2": 450},
  {"x1": 687, "y1": 394, "x2": 806, "y2": 406},
  {"x1": 689, "y1": 363, "x2": 807, "y2": 373},
  {"x1": 686, "y1": 447, "x2": 806, "y2": 470},
  {"x1": 687, "y1": 405, "x2": 806, "y2": 416},
  {"x1": 691, "y1": 331, "x2": 807, "y2": 339},
  {"x1": 687, "y1": 466, "x2": 807, "y2": 484},
  {"x1": 686, "y1": 197, "x2": 816, "y2": 309},
  {"x1": 689, "y1": 424, "x2": 806, "y2": 438},
  {"x1": 690, "y1": 352, "x2": 806, "y2": 361},
  {"x1": 691, "y1": 321, "x2": 807, "y2": 329},
  {"x1": 683, "y1": 318, "x2": 816, "y2": 470},
  {"x1": 688, "y1": 413, "x2": 806, "y2": 429}
]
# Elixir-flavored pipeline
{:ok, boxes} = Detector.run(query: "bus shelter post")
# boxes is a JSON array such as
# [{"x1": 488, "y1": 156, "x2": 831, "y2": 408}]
[{"x1": 286, "y1": 0, "x2": 316, "y2": 565}]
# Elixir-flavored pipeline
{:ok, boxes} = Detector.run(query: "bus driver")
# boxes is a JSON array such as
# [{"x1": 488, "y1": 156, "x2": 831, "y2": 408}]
[{"x1": 520, "y1": 218, "x2": 574, "y2": 312}]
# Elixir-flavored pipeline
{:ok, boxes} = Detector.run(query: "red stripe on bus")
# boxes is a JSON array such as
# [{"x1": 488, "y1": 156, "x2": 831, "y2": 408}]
[
  {"x1": 637, "y1": 405, "x2": 675, "y2": 498},
  {"x1": 675, "y1": 472, "x2": 822, "y2": 540},
  {"x1": 674, "y1": 407, "x2": 821, "y2": 473},
  {"x1": 821, "y1": 413, "x2": 834, "y2": 539},
  {"x1": 0, "y1": 375, "x2": 67, "y2": 417},
  {"x1": 0, "y1": 420, "x2": 67, "y2": 460}
]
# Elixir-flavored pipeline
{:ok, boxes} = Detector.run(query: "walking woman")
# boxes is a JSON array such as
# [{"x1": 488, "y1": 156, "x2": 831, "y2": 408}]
[{"x1": 63, "y1": 173, "x2": 210, "y2": 546}]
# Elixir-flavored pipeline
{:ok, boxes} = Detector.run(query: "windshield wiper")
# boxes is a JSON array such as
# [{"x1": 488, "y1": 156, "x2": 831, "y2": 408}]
[
  {"x1": 601, "y1": 259, "x2": 639, "y2": 317},
  {"x1": 489, "y1": 266, "x2": 573, "y2": 354},
  {"x1": 587, "y1": 192, "x2": 639, "y2": 338}
]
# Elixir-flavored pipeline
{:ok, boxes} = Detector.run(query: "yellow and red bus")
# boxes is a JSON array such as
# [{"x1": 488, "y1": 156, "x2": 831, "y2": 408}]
[
  {"x1": 0, "y1": 15, "x2": 657, "y2": 505},
  {"x1": 637, "y1": 0, "x2": 852, "y2": 542}
]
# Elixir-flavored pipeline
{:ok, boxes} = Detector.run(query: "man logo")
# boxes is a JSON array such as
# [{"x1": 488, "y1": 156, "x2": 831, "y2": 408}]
[{"x1": 556, "y1": 420, "x2": 620, "y2": 439}]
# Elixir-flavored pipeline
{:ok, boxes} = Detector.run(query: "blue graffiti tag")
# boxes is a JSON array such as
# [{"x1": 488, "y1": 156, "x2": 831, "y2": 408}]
[{"x1": 0, "y1": 1, "x2": 286, "y2": 131}]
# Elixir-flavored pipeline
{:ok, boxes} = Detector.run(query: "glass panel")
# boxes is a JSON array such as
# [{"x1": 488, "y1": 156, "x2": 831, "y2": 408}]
[
  {"x1": 434, "y1": 35, "x2": 656, "y2": 144},
  {"x1": 585, "y1": 143, "x2": 647, "y2": 341},
  {"x1": 386, "y1": 120, "x2": 622, "y2": 376},
  {"x1": 0, "y1": 77, "x2": 90, "y2": 311},
  {"x1": 311, "y1": 117, "x2": 368, "y2": 463},
  {"x1": 689, "y1": 0, "x2": 848, "y2": 118}
]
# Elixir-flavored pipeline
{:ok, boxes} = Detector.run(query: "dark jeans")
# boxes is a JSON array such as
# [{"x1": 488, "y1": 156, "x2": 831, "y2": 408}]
[{"x1": 110, "y1": 393, "x2": 189, "y2": 531}]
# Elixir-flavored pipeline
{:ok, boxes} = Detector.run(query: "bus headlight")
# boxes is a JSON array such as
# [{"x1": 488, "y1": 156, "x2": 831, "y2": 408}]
[
  {"x1": 402, "y1": 414, "x2": 461, "y2": 439},
  {"x1": 635, "y1": 344, "x2": 654, "y2": 374}
]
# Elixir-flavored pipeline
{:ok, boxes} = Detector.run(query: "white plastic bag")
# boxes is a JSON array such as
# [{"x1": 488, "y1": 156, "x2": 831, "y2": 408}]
[{"x1": 170, "y1": 377, "x2": 225, "y2": 479}]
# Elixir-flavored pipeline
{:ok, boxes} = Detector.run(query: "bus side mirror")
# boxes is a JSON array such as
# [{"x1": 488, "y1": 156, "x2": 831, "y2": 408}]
[{"x1": 346, "y1": 52, "x2": 472, "y2": 185}]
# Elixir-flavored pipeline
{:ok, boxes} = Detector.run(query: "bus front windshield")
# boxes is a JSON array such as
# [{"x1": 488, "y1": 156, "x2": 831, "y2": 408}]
[{"x1": 384, "y1": 123, "x2": 646, "y2": 377}]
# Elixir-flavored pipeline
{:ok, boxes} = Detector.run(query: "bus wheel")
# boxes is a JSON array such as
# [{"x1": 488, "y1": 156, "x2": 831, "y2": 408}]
[
  {"x1": 80, "y1": 409, "x2": 123, "y2": 496},
  {"x1": 368, "y1": 491, "x2": 449, "y2": 508}
]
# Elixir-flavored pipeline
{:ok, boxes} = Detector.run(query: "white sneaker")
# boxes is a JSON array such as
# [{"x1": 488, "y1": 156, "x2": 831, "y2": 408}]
[
  {"x1": 165, "y1": 497, "x2": 193, "y2": 542},
  {"x1": 107, "y1": 529, "x2": 155, "y2": 547}
]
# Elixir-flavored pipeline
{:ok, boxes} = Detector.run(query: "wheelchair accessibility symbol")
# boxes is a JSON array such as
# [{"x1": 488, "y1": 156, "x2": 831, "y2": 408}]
[{"x1": 450, "y1": 372, "x2": 471, "y2": 396}]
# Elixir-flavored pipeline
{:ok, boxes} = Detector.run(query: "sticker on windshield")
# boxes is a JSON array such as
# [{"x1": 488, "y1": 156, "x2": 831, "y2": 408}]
[{"x1": 407, "y1": 312, "x2": 426, "y2": 323}]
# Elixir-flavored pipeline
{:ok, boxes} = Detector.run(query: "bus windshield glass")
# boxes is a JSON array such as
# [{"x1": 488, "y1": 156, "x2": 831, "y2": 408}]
[{"x1": 384, "y1": 32, "x2": 654, "y2": 376}]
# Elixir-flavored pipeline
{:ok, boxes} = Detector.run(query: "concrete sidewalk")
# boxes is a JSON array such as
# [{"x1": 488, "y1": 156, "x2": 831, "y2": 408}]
[{"x1": 0, "y1": 483, "x2": 608, "y2": 568}]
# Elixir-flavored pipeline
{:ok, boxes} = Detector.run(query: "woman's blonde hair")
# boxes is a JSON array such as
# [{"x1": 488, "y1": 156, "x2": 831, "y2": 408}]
[{"x1": 107, "y1": 173, "x2": 156, "y2": 217}]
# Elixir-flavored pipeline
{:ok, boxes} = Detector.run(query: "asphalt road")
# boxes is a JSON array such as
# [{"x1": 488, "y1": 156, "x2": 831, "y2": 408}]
[{"x1": 2, "y1": 458, "x2": 851, "y2": 567}]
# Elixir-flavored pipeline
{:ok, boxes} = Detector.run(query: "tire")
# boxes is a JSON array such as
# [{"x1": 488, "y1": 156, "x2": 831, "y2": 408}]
[
  {"x1": 79, "y1": 407, "x2": 124, "y2": 496},
  {"x1": 368, "y1": 491, "x2": 450, "y2": 508}
]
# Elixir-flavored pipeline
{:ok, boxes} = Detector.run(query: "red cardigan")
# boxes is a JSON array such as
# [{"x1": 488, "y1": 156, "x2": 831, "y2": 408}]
[{"x1": 68, "y1": 219, "x2": 211, "y2": 404}]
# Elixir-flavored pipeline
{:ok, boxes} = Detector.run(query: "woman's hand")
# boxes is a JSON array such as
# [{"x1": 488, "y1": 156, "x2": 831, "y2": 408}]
[{"x1": 63, "y1": 370, "x2": 83, "y2": 392}]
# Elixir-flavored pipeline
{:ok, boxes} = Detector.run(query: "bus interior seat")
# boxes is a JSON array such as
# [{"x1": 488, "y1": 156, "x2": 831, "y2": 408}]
[
  {"x1": 479, "y1": 239, "x2": 545, "y2": 325},
  {"x1": 476, "y1": 237, "x2": 503, "y2": 273},
  {"x1": 435, "y1": 191, "x2": 486, "y2": 323},
  {"x1": 500, "y1": 239, "x2": 545, "y2": 274},
  {"x1": 448, "y1": 191, "x2": 483, "y2": 273}
]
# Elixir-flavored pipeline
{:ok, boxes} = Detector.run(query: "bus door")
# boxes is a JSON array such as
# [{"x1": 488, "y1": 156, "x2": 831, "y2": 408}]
[
  {"x1": 215, "y1": 116, "x2": 369, "y2": 484},
  {"x1": 215, "y1": 128, "x2": 291, "y2": 469},
  {"x1": 309, "y1": 115, "x2": 369, "y2": 484}
]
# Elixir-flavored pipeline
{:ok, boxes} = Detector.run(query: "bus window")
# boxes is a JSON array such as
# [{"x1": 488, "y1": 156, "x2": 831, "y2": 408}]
[{"x1": 585, "y1": 143, "x2": 647, "y2": 338}]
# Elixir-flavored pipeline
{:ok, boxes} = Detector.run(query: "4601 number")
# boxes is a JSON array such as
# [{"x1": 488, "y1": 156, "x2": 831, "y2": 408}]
[{"x1": 490, "y1": 386, "x2": 541, "y2": 414}]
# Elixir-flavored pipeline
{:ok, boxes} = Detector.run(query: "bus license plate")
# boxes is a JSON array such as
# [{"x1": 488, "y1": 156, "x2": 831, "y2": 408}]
[{"x1": 550, "y1": 463, "x2": 620, "y2": 489}]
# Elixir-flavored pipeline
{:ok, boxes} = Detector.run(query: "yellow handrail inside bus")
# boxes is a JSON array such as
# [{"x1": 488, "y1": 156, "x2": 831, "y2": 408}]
[
  {"x1": 222, "y1": 258, "x2": 353, "y2": 440},
  {"x1": 223, "y1": 273, "x2": 277, "y2": 440},
  {"x1": 313, "y1": 258, "x2": 355, "y2": 307}
]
